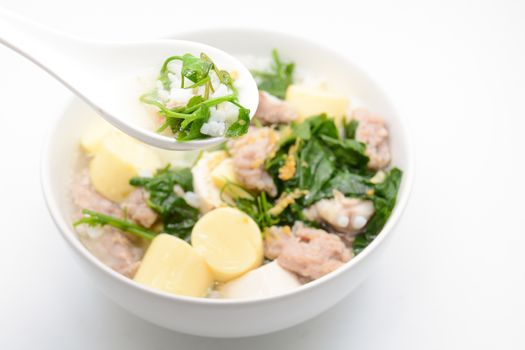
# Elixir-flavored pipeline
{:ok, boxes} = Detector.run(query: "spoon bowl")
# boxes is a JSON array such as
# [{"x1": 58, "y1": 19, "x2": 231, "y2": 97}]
[{"x1": 0, "y1": 8, "x2": 259, "y2": 150}]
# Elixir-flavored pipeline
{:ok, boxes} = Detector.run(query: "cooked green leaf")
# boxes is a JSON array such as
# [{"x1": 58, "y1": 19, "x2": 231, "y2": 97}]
[
  {"x1": 130, "y1": 166, "x2": 198, "y2": 240},
  {"x1": 313, "y1": 170, "x2": 372, "y2": 203},
  {"x1": 352, "y1": 168, "x2": 403, "y2": 254},
  {"x1": 178, "y1": 119, "x2": 206, "y2": 141},
  {"x1": 225, "y1": 107, "x2": 250, "y2": 137},
  {"x1": 268, "y1": 115, "x2": 366, "y2": 203},
  {"x1": 180, "y1": 104, "x2": 209, "y2": 129},
  {"x1": 159, "y1": 55, "x2": 182, "y2": 89},
  {"x1": 319, "y1": 135, "x2": 369, "y2": 170},
  {"x1": 200, "y1": 52, "x2": 237, "y2": 94},
  {"x1": 74, "y1": 209, "x2": 156, "y2": 241},
  {"x1": 298, "y1": 139, "x2": 335, "y2": 204},
  {"x1": 252, "y1": 49, "x2": 294, "y2": 99},
  {"x1": 292, "y1": 120, "x2": 312, "y2": 140},
  {"x1": 344, "y1": 118, "x2": 359, "y2": 140},
  {"x1": 187, "y1": 95, "x2": 205, "y2": 108},
  {"x1": 274, "y1": 202, "x2": 318, "y2": 228},
  {"x1": 234, "y1": 192, "x2": 278, "y2": 229},
  {"x1": 180, "y1": 53, "x2": 213, "y2": 84},
  {"x1": 374, "y1": 167, "x2": 403, "y2": 205}
]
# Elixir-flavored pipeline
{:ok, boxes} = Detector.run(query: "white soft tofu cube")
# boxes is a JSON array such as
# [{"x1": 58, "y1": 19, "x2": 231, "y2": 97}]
[{"x1": 218, "y1": 261, "x2": 302, "y2": 299}]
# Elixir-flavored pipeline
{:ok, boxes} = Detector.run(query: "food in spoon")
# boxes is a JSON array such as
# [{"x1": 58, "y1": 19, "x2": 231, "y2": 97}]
[
  {"x1": 71, "y1": 50, "x2": 402, "y2": 299},
  {"x1": 140, "y1": 53, "x2": 251, "y2": 141}
]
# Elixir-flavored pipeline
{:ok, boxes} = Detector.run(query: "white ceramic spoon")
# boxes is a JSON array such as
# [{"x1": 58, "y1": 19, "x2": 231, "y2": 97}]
[{"x1": 0, "y1": 8, "x2": 259, "y2": 150}]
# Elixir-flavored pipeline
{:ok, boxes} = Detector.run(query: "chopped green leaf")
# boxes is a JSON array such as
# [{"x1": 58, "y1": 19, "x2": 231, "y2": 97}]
[
  {"x1": 225, "y1": 107, "x2": 250, "y2": 137},
  {"x1": 200, "y1": 52, "x2": 237, "y2": 94},
  {"x1": 178, "y1": 117, "x2": 207, "y2": 141},
  {"x1": 313, "y1": 170, "x2": 372, "y2": 203},
  {"x1": 180, "y1": 53, "x2": 213, "y2": 84},
  {"x1": 374, "y1": 167, "x2": 403, "y2": 205},
  {"x1": 298, "y1": 139, "x2": 336, "y2": 204},
  {"x1": 130, "y1": 166, "x2": 198, "y2": 240},
  {"x1": 268, "y1": 114, "x2": 366, "y2": 203},
  {"x1": 187, "y1": 95, "x2": 205, "y2": 108},
  {"x1": 352, "y1": 168, "x2": 403, "y2": 254},
  {"x1": 74, "y1": 209, "x2": 156, "y2": 241},
  {"x1": 159, "y1": 55, "x2": 182, "y2": 89},
  {"x1": 235, "y1": 192, "x2": 278, "y2": 229},
  {"x1": 319, "y1": 135, "x2": 369, "y2": 170},
  {"x1": 180, "y1": 104, "x2": 210, "y2": 130},
  {"x1": 293, "y1": 114, "x2": 339, "y2": 141},
  {"x1": 344, "y1": 118, "x2": 359, "y2": 139},
  {"x1": 252, "y1": 49, "x2": 294, "y2": 99}
]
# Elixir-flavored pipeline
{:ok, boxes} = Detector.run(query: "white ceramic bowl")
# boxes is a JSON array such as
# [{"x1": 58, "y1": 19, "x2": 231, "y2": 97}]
[{"x1": 41, "y1": 28, "x2": 414, "y2": 338}]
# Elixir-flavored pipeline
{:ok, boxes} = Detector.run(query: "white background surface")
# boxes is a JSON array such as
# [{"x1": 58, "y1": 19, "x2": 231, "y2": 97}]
[{"x1": 0, "y1": 0, "x2": 524, "y2": 349}]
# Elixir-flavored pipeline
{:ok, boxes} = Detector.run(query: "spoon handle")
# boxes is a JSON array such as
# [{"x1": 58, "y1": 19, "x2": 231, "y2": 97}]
[{"x1": 0, "y1": 8, "x2": 90, "y2": 86}]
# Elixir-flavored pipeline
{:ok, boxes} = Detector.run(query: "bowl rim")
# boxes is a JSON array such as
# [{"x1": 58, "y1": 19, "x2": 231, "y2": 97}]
[{"x1": 40, "y1": 26, "x2": 414, "y2": 306}]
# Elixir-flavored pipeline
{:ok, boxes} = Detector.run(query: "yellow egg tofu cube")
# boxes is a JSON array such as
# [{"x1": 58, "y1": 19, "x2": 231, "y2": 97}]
[
  {"x1": 191, "y1": 207, "x2": 263, "y2": 282},
  {"x1": 89, "y1": 132, "x2": 162, "y2": 202},
  {"x1": 285, "y1": 84, "x2": 349, "y2": 123},
  {"x1": 80, "y1": 117, "x2": 116, "y2": 154},
  {"x1": 210, "y1": 158, "x2": 252, "y2": 199},
  {"x1": 134, "y1": 234, "x2": 214, "y2": 297}
]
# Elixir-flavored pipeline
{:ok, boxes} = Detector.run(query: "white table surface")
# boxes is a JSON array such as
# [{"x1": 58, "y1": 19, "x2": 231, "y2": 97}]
[{"x1": 0, "y1": 0, "x2": 524, "y2": 349}]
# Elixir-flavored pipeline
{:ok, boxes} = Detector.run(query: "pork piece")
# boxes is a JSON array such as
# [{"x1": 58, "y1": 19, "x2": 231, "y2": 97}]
[
  {"x1": 254, "y1": 91, "x2": 298, "y2": 125},
  {"x1": 71, "y1": 170, "x2": 123, "y2": 218},
  {"x1": 122, "y1": 188, "x2": 157, "y2": 228},
  {"x1": 72, "y1": 171, "x2": 145, "y2": 277},
  {"x1": 264, "y1": 223, "x2": 352, "y2": 281},
  {"x1": 303, "y1": 190, "x2": 375, "y2": 235},
  {"x1": 264, "y1": 225, "x2": 295, "y2": 260},
  {"x1": 353, "y1": 108, "x2": 391, "y2": 169},
  {"x1": 228, "y1": 127, "x2": 279, "y2": 196},
  {"x1": 76, "y1": 225, "x2": 144, "y2": 277}
]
